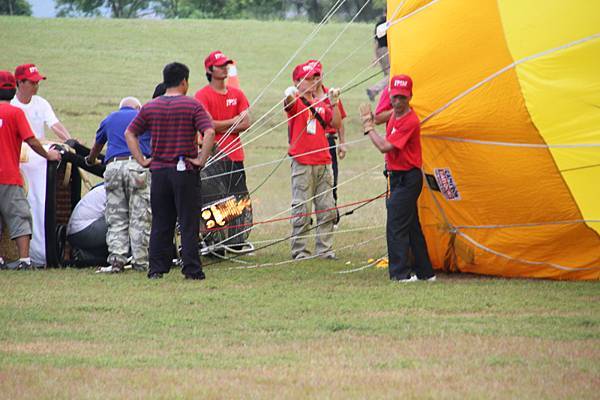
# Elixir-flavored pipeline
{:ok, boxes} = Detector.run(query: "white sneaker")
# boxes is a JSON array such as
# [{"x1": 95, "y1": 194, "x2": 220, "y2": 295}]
[
  {"x1": 95, "y1": 265, "x2": 122, "y2": 274},
  {"x1": 424, "y1": 276, "x2": 437, "y2": 282},
  {"x1": 319, "y1": 252, "x2": 337, "y2": 260},
  {"x1": 396, "y1": 275, "x2": 418, "y2": 283}
]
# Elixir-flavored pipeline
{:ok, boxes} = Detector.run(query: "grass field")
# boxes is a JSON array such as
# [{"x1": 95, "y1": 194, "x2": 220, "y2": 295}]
[{"x1": 1, "y1": 16, "x2": 599, "y2": 399}]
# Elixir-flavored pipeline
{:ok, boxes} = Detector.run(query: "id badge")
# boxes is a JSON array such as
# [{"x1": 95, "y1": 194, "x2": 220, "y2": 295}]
[{"x1": 307, "y1": 118, "x2": 317, "y2": 135}]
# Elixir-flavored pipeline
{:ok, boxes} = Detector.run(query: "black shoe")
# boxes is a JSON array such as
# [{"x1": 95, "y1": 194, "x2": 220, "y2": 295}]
[
  {"x1": 148, "y1": 272, "x2": 163, "y2": 279},
  {"x1": 16, "y1": 261, "x2": 33, "y2": 270},
  {"x1": 184, "y1": 271, "x2": 206, "y2": 280}
]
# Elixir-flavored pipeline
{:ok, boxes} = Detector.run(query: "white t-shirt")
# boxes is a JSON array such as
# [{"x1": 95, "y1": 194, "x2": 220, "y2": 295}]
[
  {"x1": 67, "y1": 185, "x2": 107, "y2": 235},
  {"x1": 10, "y1": 95, "x2": 59, "y2": 139}
]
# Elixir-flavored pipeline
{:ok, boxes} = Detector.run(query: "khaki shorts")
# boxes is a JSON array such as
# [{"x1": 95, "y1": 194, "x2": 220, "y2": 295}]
[{"x1": 0, "y1": 184, "x2": 32, "y2": 240}]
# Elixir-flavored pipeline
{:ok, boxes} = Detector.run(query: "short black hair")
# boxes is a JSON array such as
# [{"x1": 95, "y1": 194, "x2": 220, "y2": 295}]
[
  {"x1": 205, "y1": 66, "x2": 213, "y2": 82},
  {"x1": 0, "y1": 88, "x2": 16, "y2": 101},
  {"x1": 162, "y1": 62, "x2": 189, "y2": 89},
  {"x1": 152, "y1": 82, "x2": 166, "y2": 99}
]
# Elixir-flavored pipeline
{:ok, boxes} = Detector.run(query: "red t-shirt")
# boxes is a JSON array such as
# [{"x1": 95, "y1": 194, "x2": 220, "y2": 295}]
[
  {"x1": 0, "y1": 102, "x2": 35, "y2": 186},
  {"x1": 321, "y1": 86, "x2": 347, "y2": 135},
  {"x1": 375, "y1": 86, "x2": 392, "y2": 116},
  {"x1": 385, "y1": 108, "x2": 423, "y2": 171},
  {"x1": 194, "y1": 85, "x2": 249, "y2": 162},
  {"x1": 287, "y1": 96, "x2": 332, "y2": 165}
]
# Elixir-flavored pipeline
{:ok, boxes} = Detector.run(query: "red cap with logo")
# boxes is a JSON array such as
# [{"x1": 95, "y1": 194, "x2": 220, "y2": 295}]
[
  {"x1": 0, "y1": 70, "x2": 17, "y2": 90},
  {"x1": 14, "y1": 64, "x2": 46, "y2": 82},
  {"x1": 292, "y1": 61, "x2": 321, "y2": 81},
  {"x1": 204, "y1": 50, "x2": 234, "y2": 71},
  {"x1": 389, "y1": 74, "x2": 413, "y2": 97},
  {"x1": 305, "y1": 59, "x2": 323, "y2": 75}
]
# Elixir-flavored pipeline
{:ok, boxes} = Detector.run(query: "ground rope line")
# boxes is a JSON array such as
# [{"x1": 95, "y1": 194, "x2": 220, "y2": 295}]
[
  {"x1": 206, "y1": 163, "x2": 384, "y2": 250},
  {"x1": 202, "y1": 189, "x2": 386, "y2": 268},
  {"x1": 249, "y1": 224, "x2": 384, "y2": 246},
  {"x1": 336, "y1": 254, "x2": 387, "y2": 274},
  {"x1": 206, "y1": 193, "x2": 385, "y2": 233},
  {"x1": 226, "y1": 234, "x2": 386, "y2": 271}
]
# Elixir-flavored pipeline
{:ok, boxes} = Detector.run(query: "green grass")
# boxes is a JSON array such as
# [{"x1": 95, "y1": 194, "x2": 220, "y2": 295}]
[
  {"x1": 1, "y1": 16, "x2": 600, "y2": 399},
  {"x1": 1, "y1": 269, "x2": 599, "y2": 398}
]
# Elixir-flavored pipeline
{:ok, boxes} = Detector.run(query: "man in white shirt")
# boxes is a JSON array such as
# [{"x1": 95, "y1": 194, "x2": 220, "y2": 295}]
[{"x1": 11, "y1": 64, "x2": 71, "y2": 141}]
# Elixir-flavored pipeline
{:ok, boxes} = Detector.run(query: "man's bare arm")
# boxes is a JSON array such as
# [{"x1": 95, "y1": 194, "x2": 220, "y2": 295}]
[
  {"x1": 25, "y1": 137, "x2": 61, "y2": 161},
  {"x1": 125, "y1": 129, "x2": 151, "y2": 168},
  {"x1": 50, "y1": 122, "x2": 72, "y2": 142}
]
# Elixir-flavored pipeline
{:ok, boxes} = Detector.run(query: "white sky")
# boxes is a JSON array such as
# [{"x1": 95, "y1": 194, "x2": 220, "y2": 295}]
[{"x1": 30, "y1": 0, "x2": 56, "y2": 17}]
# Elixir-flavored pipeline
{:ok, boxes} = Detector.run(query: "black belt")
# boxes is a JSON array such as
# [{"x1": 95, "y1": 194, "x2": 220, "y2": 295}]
[{"x1": 386, "y1": 168, "x2": 418, "y2": 178}]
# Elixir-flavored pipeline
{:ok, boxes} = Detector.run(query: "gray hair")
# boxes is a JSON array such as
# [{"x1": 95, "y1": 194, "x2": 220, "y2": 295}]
[{"x1": 119, "y1": 96, "x2": 142, "y2": 110}]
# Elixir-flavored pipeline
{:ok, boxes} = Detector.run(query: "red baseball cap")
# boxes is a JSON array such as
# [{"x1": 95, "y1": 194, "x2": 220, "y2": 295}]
[
  {"x1": 292, "y1": 61, "x2": 320, "y2": 81},
  {"x1": 14, "y1": 63, "x2": 46, "y2": 82},
  {"x1": 305, "y1": 59, "x2": 323, "y2": 75},
  {"x1": 0, "y1": 70, "x2": 16, "y2": 90},
  {"x1": 389, "y1": 74, "x2": 413, "y2": 97},
  {"x1": 204, "y1": 50, "x2": 233, "y2": 71}
]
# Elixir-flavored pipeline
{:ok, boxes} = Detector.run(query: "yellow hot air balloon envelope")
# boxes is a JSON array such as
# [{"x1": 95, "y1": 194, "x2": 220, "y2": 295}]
[{"x1": 385, "y1": 0, "x2": 600, "y2": 279}]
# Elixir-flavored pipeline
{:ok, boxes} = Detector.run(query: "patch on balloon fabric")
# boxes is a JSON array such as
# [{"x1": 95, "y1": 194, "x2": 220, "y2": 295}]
[{"x1": 434, "y1": 168, "x2": 461, "y2": 200}]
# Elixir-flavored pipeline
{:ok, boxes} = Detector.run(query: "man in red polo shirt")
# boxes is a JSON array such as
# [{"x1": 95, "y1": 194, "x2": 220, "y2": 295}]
[
  {"x1": 361, "y1": 74, "x2": 436, "y2": 282},
  {"x1": 0, "y1": 71, "x2": 61, "y2": 270},
  {"x1": 283, "y1": 61, "x2": 342, "y2": 260},
  {"x1": 195, "y1": 50, "x2": 250, "y2": 198}
]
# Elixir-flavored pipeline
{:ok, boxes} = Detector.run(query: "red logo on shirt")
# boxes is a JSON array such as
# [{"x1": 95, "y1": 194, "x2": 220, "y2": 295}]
[
  {"x1": 0, "y1": 119, "x2": 3, "y2": 128},
  {"x1": 226, "y1": 98, "x2": 237, "y2": 107}
]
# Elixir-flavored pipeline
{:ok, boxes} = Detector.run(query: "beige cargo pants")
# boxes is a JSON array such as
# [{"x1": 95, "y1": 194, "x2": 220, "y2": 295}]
[
  {"x1": 104, "y1": 159, "x2": 151, "y2": 269},
  {"x1": 290, "y1": 160, "x2": 336, "y2": 259}
]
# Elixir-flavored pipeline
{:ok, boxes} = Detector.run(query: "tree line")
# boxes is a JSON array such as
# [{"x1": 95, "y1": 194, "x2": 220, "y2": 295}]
[{"x1": 2, "y1": 0, "x2": 386, "y2": 21}]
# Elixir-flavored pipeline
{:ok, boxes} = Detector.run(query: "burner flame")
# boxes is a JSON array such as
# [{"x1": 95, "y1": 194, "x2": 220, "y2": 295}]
[{"x1": 202, "y1": 196, "x2": 251, "y2": 229}]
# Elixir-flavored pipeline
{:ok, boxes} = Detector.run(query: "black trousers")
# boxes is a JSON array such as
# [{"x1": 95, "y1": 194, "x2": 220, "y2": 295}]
[
  {"x1": 67, "y1": 217, "x2": 109, "y2": 267},
  {"x1": 327, "y1": 135, "x2": 338, "y2": 202},
  {"x1": 386, "y1": 168, "x2": 434, "y2": 280},
  {"x1": 149, "y1": 168, "x2": 202, "y2": 277}
]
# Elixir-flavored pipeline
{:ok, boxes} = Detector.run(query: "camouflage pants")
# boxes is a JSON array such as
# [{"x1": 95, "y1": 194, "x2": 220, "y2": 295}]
[
  {"x1": 104, "y1": 159, "x2": 151, "y2": 269},
  {"x1": 290, "y1": 160, "x2": 336, "y2": 258}
]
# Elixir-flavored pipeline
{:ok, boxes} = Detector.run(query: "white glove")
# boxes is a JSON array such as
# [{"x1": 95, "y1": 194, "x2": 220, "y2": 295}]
[
  {"x1": 284, "y1": 86, "x2": 299, "y2": 98},
  {"x1": 328, "y1": 87, "x2": 341, "y2": 105},
  {"x1": 376, "y1": 22, "x2": 388, "y2": 39}
]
